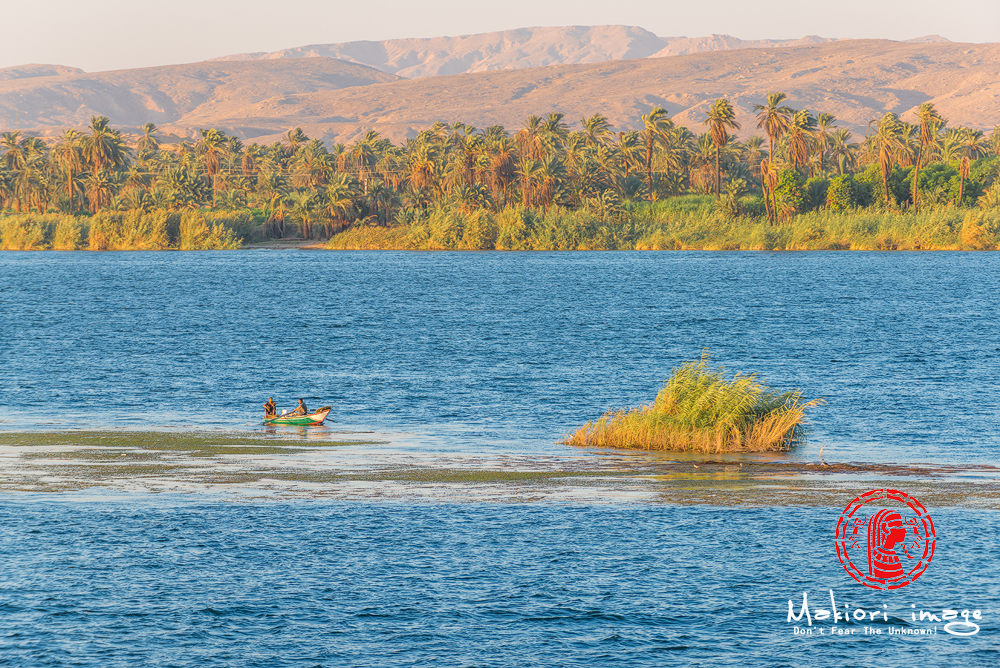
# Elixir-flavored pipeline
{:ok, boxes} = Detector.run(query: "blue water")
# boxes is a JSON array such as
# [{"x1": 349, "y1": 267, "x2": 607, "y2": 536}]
[
  {"x1": 2, "y1": 251, "x2": 1000, "y2": 665},
  {"x1": 3, "y1": 251, "x2": 1000, "y2": 463},
  {"x1": 1, "y1": 500, "x2": 997, "y2": 666}
]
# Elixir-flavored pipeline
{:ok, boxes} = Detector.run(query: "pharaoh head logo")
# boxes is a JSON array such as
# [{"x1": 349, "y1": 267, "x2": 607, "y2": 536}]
[{"x1": 835, "y1": 489, "x2": 936, "y2": 590}]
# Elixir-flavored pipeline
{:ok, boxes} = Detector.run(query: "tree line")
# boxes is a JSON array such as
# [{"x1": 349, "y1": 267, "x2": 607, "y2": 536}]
[{"x1": 1, "y1": 93, "x2": 999, "y2": 239}]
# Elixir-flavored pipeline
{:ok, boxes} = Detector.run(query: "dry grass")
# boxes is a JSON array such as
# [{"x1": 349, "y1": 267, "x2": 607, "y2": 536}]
[{"x1": 563, "y1": 353, "x2": 823, "y2": 453}]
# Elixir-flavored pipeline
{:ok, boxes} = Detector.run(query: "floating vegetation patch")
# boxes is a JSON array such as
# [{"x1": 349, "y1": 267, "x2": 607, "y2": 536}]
[{"x1": 563, "y1": 353, "x2": 823, "y2": 453}]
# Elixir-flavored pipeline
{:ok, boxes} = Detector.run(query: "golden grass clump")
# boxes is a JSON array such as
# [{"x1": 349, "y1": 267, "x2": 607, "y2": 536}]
[{"x1": 563, "y1": 354, "x2": 823, "y2": 453}]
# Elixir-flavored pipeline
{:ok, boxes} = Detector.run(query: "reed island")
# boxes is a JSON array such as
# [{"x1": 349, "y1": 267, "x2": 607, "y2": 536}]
[{"x1": 564, "y1": 354, "x2": 822, "y2": 453}]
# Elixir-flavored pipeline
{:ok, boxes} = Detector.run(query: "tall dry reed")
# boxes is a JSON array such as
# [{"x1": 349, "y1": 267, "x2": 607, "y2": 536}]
[{"x1": 563, "y1": 354, "x2": 823, "y2": 453}]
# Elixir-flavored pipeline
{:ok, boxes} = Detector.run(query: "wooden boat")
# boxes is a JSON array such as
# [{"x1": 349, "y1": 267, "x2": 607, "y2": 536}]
[{"x1": 263, "y1": 406, "x2": 333, "y2": 426}]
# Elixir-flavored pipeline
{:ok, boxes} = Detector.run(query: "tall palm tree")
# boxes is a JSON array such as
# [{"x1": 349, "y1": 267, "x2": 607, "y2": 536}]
[
  {"x1": 580, "y1": 114, "x2": 613, "y2": 149},
  {"x1": 760, "y1": 158, "x2": 779, "y2": 225},
  {"x1": 1, "y1": 132, "x2": 25, "y2": 171},
  {"x1": 538, "y1": 113, "x2": 569, "y2": 158},
  {"x1": 288, "y1": 190, "x2": 315, "y2": 239},
  {"x1": 137, "y1": 122, "x2": 160, "y2": 156},
  {"x1": 284, "y1": 127, "x2": 309, "y2": 155},
  {"x1": 867, "y1": 113, "x2": 908, "y2": 205},
  {"x1": 814, "y1": 113, "x2": 837, "y2": 174},
  {"x1": 955, "y1": 127, "x2": 986, "y2": 206},
  {"x1": 612, "y1": 131, "x2": 642, "y2": 183},
  {"x1": 702, "y1": 98, "x2": 741, "y2": 196},
  {"x1": 84, "y1": 116, "x2": 124, "y2": 171},
  {"x1": 535, "y1": 155, "x2": 566, "y2": 213},
  {"x1": 322, "y1": 174, "x2": 356, "y2": 236},
  {"x1": 486, "y1": 138, "x2": 516, "y2": 207},
  {"x1": 784, "y1": 110, "x2": 816, "y2": 173},
  {"x1": 516, "y1": 116, "x2": 545, "y2": 161},
  {"x1": 640, "y1": 107, "x2": 672, "y2": 200},
  {"x1": 742, "y1": 135, "x2": 766, "y2": 179},
  {"x1": 52, "y1": 129, "x2": 83, "y2": 212},
  {"x1": 910, "y1": 103, "x2": 945, "y2": 209},
  {"x1": 828, "y1": 129, "x2": 856, "y2": 175},
  {"x1": 84, "y1": 170, "x2": 117, "y2": 213},
  {"x1": 517, "y1": 157, "x2": 542, "y2": 208},
  {"x1": 754, "y1": 92, "x2": 793, "y2": 162},
  {"x1": 196, "y1": 128, "x2": 228, "y2": 205}
]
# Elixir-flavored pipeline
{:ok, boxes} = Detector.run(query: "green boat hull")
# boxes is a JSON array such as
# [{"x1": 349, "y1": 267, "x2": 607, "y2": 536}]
[{"x1": 263, "y1": 407, "x2": 332, "y2": 425}]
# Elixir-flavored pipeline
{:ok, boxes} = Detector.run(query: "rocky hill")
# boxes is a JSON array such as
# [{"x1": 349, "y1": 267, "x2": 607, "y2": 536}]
[
  {"x1": 0, "y1": 35, "x2": 995, "y2": 147},
  {"x1": 209, "y1": 26, "x2": 850, "y2": 78}
]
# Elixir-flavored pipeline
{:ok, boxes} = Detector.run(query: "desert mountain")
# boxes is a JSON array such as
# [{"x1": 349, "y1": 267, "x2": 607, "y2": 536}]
[
  {"x1": 0, "y1": 63, "x2": 84, "y2": 81},
  {"x1": 210, "y1": 25, "x2": 848, "y2": 78},
  {"x1": 183, "y1": 39, "x2": 1000, "y2": 144},
  {"x1": 0, "y1": 58, "x2": 399, "y2": 135},
  {"x1": 1, "y1": 38, "x2": 996, "y2": 147}
]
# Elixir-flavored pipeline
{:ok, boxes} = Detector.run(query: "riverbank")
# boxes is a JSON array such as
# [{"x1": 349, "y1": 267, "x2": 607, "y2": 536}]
[
  {"x1": 2, "y1": 431, "x2": 998, "y2": 507},
  {"x1": 4, "y1": 199, "x2": 1000, "y2": 251},
  {"x1": 325, "y1": 204, "x2": 1000, "y2": 251}
]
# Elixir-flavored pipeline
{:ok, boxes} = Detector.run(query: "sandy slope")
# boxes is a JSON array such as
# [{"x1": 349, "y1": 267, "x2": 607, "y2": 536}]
[
  {"x1": 0, "y1": 38, "x2": 996, "y2": 144},
  {"x1": 0, "y1": 58, "x2": 399, "y2": 138},
  {"x1": 209, "y1": 26, "x2": 858, "y2": 78},
  {"x1": 176, "y1": 39, "x2": 1000, "y2": 144}
]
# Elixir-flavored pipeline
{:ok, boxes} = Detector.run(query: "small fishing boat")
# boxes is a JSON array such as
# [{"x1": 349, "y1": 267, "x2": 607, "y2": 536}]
[{"x1": 263, "y1": 406, "x2": 333, "y2": 426}]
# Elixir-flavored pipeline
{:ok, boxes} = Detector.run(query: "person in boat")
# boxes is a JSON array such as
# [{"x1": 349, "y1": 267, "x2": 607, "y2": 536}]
[
  {"x1": 263, "y1": 397, "x2": 276, "y2": 417},
  {"x1": 290, "y1": 398, "x2": 308, "y2": 416}
]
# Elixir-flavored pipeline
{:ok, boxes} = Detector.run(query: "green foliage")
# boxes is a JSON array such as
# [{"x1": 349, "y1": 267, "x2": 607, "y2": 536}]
[
  {"x1": 853, "y1": 165, "x2": 881, "y2": 207},
  {"x1": 775, "y1": 169, "x2": 804, "y2": 218},
  {"x1": 803, "y1": 177, "x2": 829, "y2": 211},
  {"x1": 888, "y1": 167, "x2": 913, "y2": 207},
  {"x1": 826, "y1": 175, "x2": 856, "y2": 211},
  {"x1": 4, "y1": 111, "x2": 1000, "y2": 251},
  {"x1": 178, "y1": 213, "x2": 242, "y2": 250}
]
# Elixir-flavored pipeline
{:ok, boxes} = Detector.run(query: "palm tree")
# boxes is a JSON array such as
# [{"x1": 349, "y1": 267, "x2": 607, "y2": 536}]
[
  {"x1": 52, "y1": 129, "x2": 83, "y2": 212},
  {"x1": 284, "y1": 127, "x2": 309, "y2": 155},
  {"x1": 754, "y1": 92, "x2": 793, "y2": 162},
  {"x1": 80, "y1": 116, "x2": 129, "y2": 177},
  {"x1": 814, "y1": 113, "x2": 837, "y2": 174},
  {"x1": 486, "y1": 138, "x2": 516, "y2": 207},
  {"x1": 1, "y1": 132, "x2": 25, "y2": 171},
  {"x1": 516, "y1": 116, "x2": 544, "y2": 161},
  {"x1": 538, "y1": 112, "x2": 569, "y2": 158},
  {"x1": 517, "y1": 157, "x2": 542, "y2": 208},
  {"x1": 955, "y1": 128, "x2": 986, "y2": 206},
  {"x1": 535, "y1": 155, "x2": 566, "y2": 212},
  {"x1": 867, "y1": 113, "x2": 909, "y2": 206},
  {"x1": 785, "y1": 110, "x2": 816, "y2": 173},
  {"x1": 137, "y1": 122, "x2": 160, "y2": 156},
  {"x1": 702, "y1": 98, "x2": 741, "y2": 196},
  {"x1": 288, "y1": 190, "x2": 315, "y2": 239},
  {"x1": 322, "y1": 174, "x2": 356, "y2": 236},
  {"x1": 640, "y1": 107, "x2": 672, "y2": 200},
  {"x1": 760, "y1": 158, "x2": 779, "y2": 225},
  {"x1": 196, "y1": 128, "x2": 228, "y2": 205},
  {"x1": 84, "y1": 170, "x2": 117, "y2": 213},
  {"x1": 743, "y1": 135, "x2": 766, "y2": 179},
  {"x1": 580, "y1": 114, "x2": 613, "y2": 149},
  {"x1": 612, "y1": 131, "x2": 642, "y2": 184},
  {"x1": 909, "y1": 103, "x2": 945, "y2": 209},
  {"x1": 828, "y1": 129, "x2": 856, "y2": 176}
]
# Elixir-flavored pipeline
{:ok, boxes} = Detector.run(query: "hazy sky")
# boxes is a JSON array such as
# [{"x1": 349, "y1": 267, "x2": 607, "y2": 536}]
[{"x1": 2, "y1": 0, "x2": 997, "y2": 72}]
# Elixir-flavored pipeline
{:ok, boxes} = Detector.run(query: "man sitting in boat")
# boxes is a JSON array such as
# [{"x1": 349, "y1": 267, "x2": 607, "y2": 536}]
[
  {"x1": 290, "y1": 398, "x2": 308, "y2": 416},
  {"x1": 263, "y1": 397, "x2": 276, "y2": 417}
]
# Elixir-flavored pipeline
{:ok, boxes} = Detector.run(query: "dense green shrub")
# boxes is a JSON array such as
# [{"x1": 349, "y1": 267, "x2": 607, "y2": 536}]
[{"x1": 826, "y1": 175, "x2": 856, "y2": 211}]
